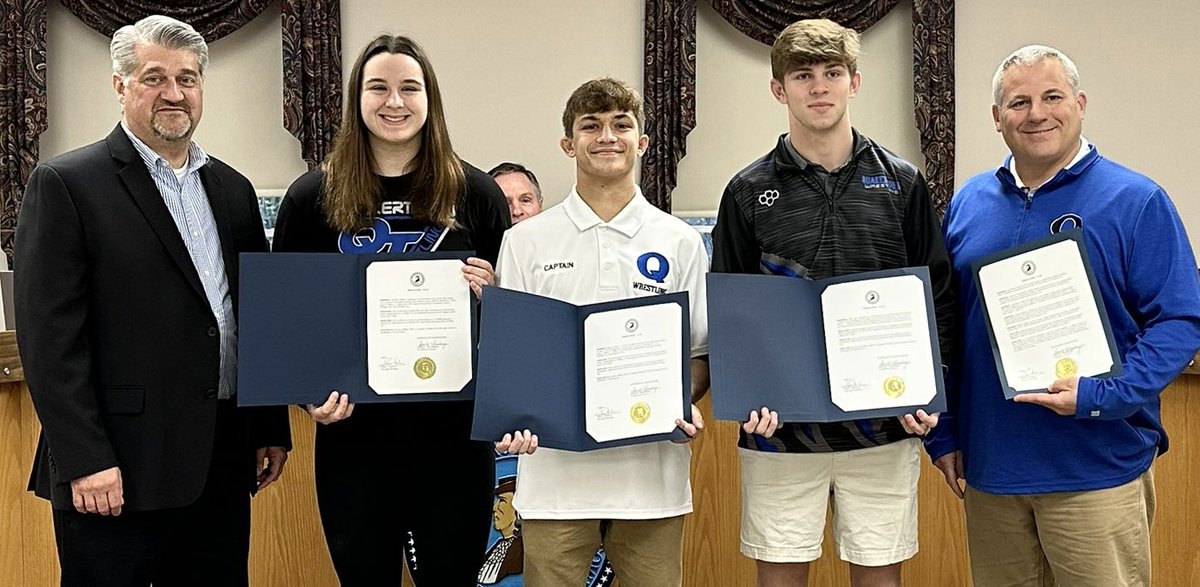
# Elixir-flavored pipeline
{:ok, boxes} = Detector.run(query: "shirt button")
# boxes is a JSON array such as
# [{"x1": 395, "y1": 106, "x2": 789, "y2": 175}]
[
  {"x1": 603, "y1": 262, "x2": 613, "y2": 271},
  {"x1": 207, "y1": 326, "x2": 218, "y2": 337},
  {"x1": 602, "y1": 242, "x2": 611, "y2": 249},
  {"x1": 204, "y1": 388, "x2": 217, "y2": 399}
]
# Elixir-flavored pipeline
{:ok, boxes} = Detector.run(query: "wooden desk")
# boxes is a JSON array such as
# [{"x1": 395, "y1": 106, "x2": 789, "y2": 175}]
[{"x1": 4, "y1": 335, "x2": 1199, "y2": 586}]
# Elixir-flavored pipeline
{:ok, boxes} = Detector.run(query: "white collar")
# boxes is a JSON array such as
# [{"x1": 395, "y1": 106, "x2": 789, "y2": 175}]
[{"x1": 562, "y1": 185, "x2": 649, "y2": 238}]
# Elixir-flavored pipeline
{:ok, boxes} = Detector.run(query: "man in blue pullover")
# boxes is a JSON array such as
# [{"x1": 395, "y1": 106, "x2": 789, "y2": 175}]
[{"x1": 927, "y1": 45, "x2": 1200, "y2": 586}]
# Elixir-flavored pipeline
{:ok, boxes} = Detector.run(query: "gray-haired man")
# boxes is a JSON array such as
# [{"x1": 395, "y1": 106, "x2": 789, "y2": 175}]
[{"x1": 15, "y1": 14, "x2": 290, "y2": 586}]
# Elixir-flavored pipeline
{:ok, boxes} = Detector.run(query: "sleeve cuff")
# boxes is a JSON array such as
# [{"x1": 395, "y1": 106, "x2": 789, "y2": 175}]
[{"x1": 1073, "y1": 377, "x2": 1103, "y2": 419}]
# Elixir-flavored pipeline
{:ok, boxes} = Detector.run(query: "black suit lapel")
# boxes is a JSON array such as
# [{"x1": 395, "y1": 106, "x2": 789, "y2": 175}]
[{"x1": 107, "y1": 126, "x2": 208, "y2": 303}]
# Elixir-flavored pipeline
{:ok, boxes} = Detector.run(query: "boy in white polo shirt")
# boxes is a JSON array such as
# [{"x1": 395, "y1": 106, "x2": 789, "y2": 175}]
[{"x1": 493, "y1": 77, "x2": 710, "y2": 587}]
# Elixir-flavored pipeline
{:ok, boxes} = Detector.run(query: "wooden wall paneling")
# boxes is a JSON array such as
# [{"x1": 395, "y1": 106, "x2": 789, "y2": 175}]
[
  {"x1": 1, "y1": 381, "x2": 26, "y2": 587},
  {"x1": 20, "y1": 388, "x2": 58, "y2": 586},
  {"x1": 4, "y1": 345, "x2": 1199, "y2": 586},
  {"x1": 248, "y1": 407, "x2": 339, "y2": 586},
  {"x1": 684, "y1": 395, "x2": 757, "y2": 586},
  {"x1": 1151, "y1": 375, "x2": 1200, "y2": 586}
]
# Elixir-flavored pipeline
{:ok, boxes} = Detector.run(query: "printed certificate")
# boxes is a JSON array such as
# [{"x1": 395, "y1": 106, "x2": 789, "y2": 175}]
[
  {"x1": 822, "y1": 274, "x2": 938, "y2": 412},
  {"x1": 583, "y1": 303, "x2": 684, "y2": 443},
  {"x1": 366, "y1": 259, "x2": 473, "y2": 395},
  {"x1": 972, "y1": 230, "x2": 1121, "y2": 397}
]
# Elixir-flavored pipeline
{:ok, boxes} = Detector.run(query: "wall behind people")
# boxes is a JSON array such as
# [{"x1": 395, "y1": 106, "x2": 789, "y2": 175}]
[{"x1": 39, "y1": 0, "x2": 1200, "y2": 249}]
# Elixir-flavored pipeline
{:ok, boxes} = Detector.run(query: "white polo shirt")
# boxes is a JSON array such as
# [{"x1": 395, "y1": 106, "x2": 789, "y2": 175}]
[{"x1": 496, "y1": 186, "x2": 709, "y2": 520}]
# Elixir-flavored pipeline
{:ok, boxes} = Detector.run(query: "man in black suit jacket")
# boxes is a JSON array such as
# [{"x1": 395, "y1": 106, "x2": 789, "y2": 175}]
[{"x1": 14, "y1": 15, "x2": 290, "y2": 587}]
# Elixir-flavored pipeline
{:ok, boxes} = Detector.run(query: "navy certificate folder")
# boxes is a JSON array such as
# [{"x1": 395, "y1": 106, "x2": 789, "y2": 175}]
[
  {"x1": 471, "y1": 287, "x2": 693, "y2": 451},
  {"x1": 237, "y1": 252, "x2": 477, "y2": 406},
  {"x1": 707, "y1": 267, "x2": 946, "y2": 422}
]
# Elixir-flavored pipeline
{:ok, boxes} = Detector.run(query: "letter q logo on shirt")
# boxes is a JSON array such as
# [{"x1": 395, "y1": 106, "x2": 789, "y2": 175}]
[{"x1": 637, "y1": 252, "x2": 670, "y2": 283}]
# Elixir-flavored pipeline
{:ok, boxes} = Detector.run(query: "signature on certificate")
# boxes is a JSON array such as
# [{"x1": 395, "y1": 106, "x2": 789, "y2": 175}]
[
  {"x1": 631, "y1": 382, "x2": 661, "y2": 397},
  {"x1": 1052, "y1": 342, "x2": 1083, "y2": 358},
  {"x1": 378, "y1": 356, "x2": 405, "y2": 371},
  {"x1": 416, "y1": 339, "x2": 449, "y2": 351},
  {"x1": 841, "y1": 378, "x2": 866, "y2": 393},
  {"x1": 593, "y1": 406, "x2": 618, "y2": 421},
  {"x1": 1017, "y1": 366, "x2": 1040, "y2": 382},
  {"x1": 878, "y1": 357, "x2": 912, "y2": 371}
]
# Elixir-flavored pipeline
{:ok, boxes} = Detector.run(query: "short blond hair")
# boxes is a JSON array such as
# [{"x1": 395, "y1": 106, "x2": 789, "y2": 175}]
[{"x1": 771, "y1": 19, "x2": 861, "y2": 81}]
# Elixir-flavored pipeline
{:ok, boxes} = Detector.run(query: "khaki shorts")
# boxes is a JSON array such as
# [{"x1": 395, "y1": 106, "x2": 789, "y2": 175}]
[
  {"x1": 739, "y1": 438, "x2": 920, "y2": 567},
  {"x1": 522, "y1": 516, "x2": 685, "y2": 587}
]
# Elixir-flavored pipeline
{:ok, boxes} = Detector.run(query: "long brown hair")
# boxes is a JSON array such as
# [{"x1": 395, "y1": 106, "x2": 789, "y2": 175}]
[{"x1": 322, "y1": 35, "x2": 464, "y2": 232}]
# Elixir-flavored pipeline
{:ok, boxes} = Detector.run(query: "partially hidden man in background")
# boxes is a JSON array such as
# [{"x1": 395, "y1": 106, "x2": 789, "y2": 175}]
[{"x1": 14, "y1": 15, "x2": 290, "y2": 587}]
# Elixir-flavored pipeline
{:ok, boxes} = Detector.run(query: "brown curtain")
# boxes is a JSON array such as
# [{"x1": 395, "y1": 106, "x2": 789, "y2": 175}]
[
  {"x1": 60, "y1": 0, "x2": 270, "y2": 40},
  {"x1": 641, "y1": 0, "x2": 697, "y2": 212},
  {"x1": 643, "y1": 0, "x2": 955, "y2": 213},
  {"x1": 912, "y1": 0, "x2": 953, "y2": 213},
  {"x1": 281, "y1": 0, "x2": 342, "y2": 170},
  {"x1": 0, "y1": 0, "x2": 47, "y2": 260},
  {"x1": 709, "y1": 0, "x2": 899, "y2": 44}
]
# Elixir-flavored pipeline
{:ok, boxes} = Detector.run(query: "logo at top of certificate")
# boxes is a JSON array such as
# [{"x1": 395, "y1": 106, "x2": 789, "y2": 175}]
[
  {"x1": 883, "y1": 376, "x2": 905, "y2": 398},
  {"x1": 865, "y1": 290, "x2": 880, "y2": 305},
  {"x1": 1055, "y1": 357, "x2": 1078, "y2": 379},
  {"x1": 630, "y1": 402, "x2": 651, "y2": 424},
  {"x1": 414, "y1": 357, "x2": 436, "y2": 380},
  {"x1": 1021, "y1": 260, "x2": 1036, "y2": 275},
  {"x1": 410, "y1": 272, "x2": 425, "y2": 287},
  {"x1": 624, "y1": 318, "x2": 639, "y2": 333}
]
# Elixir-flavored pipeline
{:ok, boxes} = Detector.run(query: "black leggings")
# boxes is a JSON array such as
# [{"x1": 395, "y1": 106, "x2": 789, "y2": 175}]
[{"x1": 314, "y1": 402, "x2": 495, "y2": 586}]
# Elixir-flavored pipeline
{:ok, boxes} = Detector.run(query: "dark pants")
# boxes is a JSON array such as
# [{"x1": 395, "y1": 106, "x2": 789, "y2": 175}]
[
  {"x1": 52, "y1": 400, "x2": 251, "y2": 587},
  {"x1": 315, "y1": 401, "x2": 495, "y2": 587}
]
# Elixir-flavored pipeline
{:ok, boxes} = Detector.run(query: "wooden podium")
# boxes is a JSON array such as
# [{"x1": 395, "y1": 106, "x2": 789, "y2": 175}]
[{"x1": 2, "y1": 331, "x2": 1198, "y2": 586}]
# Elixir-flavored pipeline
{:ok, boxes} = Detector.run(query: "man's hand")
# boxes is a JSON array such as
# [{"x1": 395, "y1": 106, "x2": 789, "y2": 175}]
[
  {"x1": 1013, "y1": 377, "x2": 1078, "y2": 416},
  {"x1": 256, "y1": 446, "x2": 289, "y2": 491},
  {"x1": 462, "y1": 257, "x2": 495, "y2": 298},
  {"x1": 71, "y1": 466, "x2": 123, "y2": 516},
  {"x1": 496, "y1": 429, "x2": 538, "y2": 455},
  {"x1": 673, "y1": 404, "x2": 705, "y2": 443},
  {"x1": 306, "y1": 391, "x2": 355, "y2": 424},
  {"x1": 933, "y1": 450, "x2": 965, "y2": 499},
  {"x1": 899, "y1": 410, "x2": 939, "y2": 437},
  {"x1": 742, "y1": 407, "x2": 779, "y2": 438}
]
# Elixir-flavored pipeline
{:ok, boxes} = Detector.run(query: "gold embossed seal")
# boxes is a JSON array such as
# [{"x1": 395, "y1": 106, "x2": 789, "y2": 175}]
[
  {"x1": 414, "y1": 357, "x2": 437, "y2": 380},
  {"x1": 630, "y1": 402, "x2": 651, "y2": 424},
  {"x1": 1055, "y1": 358, "x2": 1078, "y2": 379},
  {"x1": 883, "y1": 376, "x2": 906, "y2": 398}
]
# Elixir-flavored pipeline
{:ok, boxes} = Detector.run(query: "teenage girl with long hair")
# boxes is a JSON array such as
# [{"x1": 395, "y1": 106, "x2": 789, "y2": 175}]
[{"x1": 273, "y1": 34, "x2": 510, "y2": 585}]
